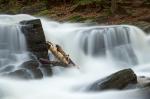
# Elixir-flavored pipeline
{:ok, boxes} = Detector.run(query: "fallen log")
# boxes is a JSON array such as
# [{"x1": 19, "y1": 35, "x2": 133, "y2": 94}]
[
  {"x1": 55, "y1": 44, "x2": 76, "y2": 66},
  {"x1": 46, "y1": 41, "x2": 76, "y2": 66},
  {"x1": 46, "y1": 41, "x2": 68, "y2": 65}
]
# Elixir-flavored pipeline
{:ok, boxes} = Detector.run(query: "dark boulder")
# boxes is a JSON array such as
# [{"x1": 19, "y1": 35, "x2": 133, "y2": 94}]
[
  {"x1": 21, "y1": 60, "x2": 39, "y2": 70},
  {"x1": 21, "y1": 60, "x2": 43, "y2": 79},
  {"x1": 40, "y1": 64, "x2": 53, "y2": 76},
  {"x1": 31, "y1": 68, "x2": 43, "y2": 79},
  {"x1": 20, "y1": 19, "x2": 48, "y2": 59},
  {"x1": 27, "y1": 52, "x2": 38, "y2": 61},
  {"x1": 6, "y1": 69, "x2": 32, "y2": 79},
  {"x1": 88, "y1": 69, "x2": 137, "y2": 91},
  {"x1": 0, "y1": 66, "x2": 14, "y2": 73},
  {"x1": 19, "y1": 19, "x2": 53, "y2": 79},
  {"x1": 4, "y1": 60, "x2": 53, "y2": 79},
  {"x1": 21, "y1": 60, "x2": 53, "y2": 78}
]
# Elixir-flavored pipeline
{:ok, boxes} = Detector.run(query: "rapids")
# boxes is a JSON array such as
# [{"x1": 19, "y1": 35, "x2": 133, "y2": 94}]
[{"x1": 0, "y1": 14, "x2": 150, "y2": 99}]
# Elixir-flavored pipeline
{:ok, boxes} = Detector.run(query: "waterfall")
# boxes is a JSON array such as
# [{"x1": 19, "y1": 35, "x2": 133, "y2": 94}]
[
  {"x1": 42, "y1": 20, "x2": 149, "y2": 67},
  {"x1": 77, "y1": 26, "x2": 137, "y2": 66},
  {"x1": 0, "y1": 14, "x2": 149, "y2": 99},
  {"x1": 0, "y1": 15, "x2": 31, "y2": 74}
]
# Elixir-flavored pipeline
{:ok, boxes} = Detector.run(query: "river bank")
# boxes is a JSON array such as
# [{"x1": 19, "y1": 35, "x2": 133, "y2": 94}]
[{"x1": 1, "y1": 0, "x2": 150, "y2": 33}]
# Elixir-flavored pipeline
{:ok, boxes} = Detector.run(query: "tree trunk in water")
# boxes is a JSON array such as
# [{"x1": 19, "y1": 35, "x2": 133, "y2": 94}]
[{"x1": 111, "y1": 0, "x2": 117, "y2": 14}]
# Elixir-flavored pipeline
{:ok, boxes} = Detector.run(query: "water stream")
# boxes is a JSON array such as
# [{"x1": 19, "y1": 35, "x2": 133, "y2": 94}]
[{"x1": 0, "y1": 14, "x2": 150, "y2": 99}]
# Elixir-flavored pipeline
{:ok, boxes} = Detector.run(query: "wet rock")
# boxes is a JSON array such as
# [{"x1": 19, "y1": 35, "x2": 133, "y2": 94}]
[
  {"x1": 40, "y1": 64, "x2": 53, "y2": 76},
  {"x1": 32, "y1": 68, "x2": 43, "y2": 79},
  {"x1": 33, "y1": 52, "x2": 48, "y2": 60},
  {"x1": 4, "y1": 60, "x2": 53, "y2": 79},
  {"x1": 88, "y1": 69, "x2": 137, "y2": 91},
  {"x1": 27, "y1": 52, "x2": 38, "y2": 61},
  {"x1": 20, "y1": 19, "x2": 48, "y2": 59},
  {"x1": 21, "y1": 60, "x2": 53, "y2": 78},
  {"x1": 21, "y1": 60, "x2": 39, "y2": 70},
  {"x1": 0, "y1": 66, "x2": 14, "y2": 73},
  {"x1": 21, "y1": 60, "x2": 43, "y2": 79},
  {"x1": 19, "y1": 19, "x2": 53, "y2": 78},
  {"x1": 6, "y1": 69, "x2": 32, "y2": 79}
]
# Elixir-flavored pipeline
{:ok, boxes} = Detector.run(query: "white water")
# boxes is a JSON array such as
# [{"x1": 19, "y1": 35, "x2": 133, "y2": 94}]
[
  {"x1": 0, "y1": 14, "x2": 150, "y2": 99},
  {"x1": 0, "y1": 15, "x2": 31, "y2": 74}
]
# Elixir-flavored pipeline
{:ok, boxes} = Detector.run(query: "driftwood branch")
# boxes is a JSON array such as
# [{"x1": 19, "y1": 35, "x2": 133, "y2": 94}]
[
  {"x1": 46, "y1": 41, "x2": 76, "y2": 66},
  {"x1": 39, "y1": 41, "x2": 77, "y2": 68}
]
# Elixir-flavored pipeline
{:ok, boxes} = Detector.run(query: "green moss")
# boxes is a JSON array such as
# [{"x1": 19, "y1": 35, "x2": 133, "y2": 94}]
[
  {"x1": 73, "y1": 0, "x2": 106, "y2": 6},
  {"x1": 0, "y1": 0, "x2": 48, "y2": 14},
  {"x1": 68, "y1": 15, "x2": 86, "y2": 22},
  {"x1": 0, "y1": 0, "x2": 22, "y2": 14},
  {"x1": 68, "y1": 15, "x2": 99, "y2": 23},
  {"x1": 104, "y1": 9, "x2": 113, "y2": 16},
  {"x1": 34, "y1": 10, "x2": 50, "y2": 16}
]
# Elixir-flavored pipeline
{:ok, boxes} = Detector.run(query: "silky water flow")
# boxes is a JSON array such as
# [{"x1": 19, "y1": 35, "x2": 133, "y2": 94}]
[{"x1": 0, "y1": 14, "x2": 149, "y2": 99}]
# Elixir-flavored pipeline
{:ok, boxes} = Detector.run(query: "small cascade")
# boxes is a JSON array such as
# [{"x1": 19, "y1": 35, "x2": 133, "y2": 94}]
[
  {"x1": 0, "y1": 15, "x2": 31, "y2": 74},
  {"x1": 0, "y1": 25, "x2": 27, "y2": 66},
  {"x1": 42, "y1": 21, "x2": 148, "y2": 67},
  {"x1": 78, "y1": 26, "x2": 137, "y2": 66}
]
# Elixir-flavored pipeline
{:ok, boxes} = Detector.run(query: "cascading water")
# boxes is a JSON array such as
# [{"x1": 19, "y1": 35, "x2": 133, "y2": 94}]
[
  {"x1": 42, "y1": 20, "x2": 149, "y2": 68},
  {"x1": 0, "y1": 14, "x2": 150, "y2": 99},
  {"x1": 74, "y1": 26, "x2": 138, "y2": 66},
  {"x1": 0, "y1": 15, "x2": 33, "y2": 74}
]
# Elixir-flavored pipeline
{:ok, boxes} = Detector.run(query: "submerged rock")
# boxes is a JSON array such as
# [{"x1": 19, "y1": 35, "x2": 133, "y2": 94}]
[
  {"x1": 4, "y1": 60, "x2": 53, "y2": 79},
  {"x1": 21, "y1": 60, "x2": 39, "y2": 70},
  {"x1": 0, "y1": 66, "x2": 14, "y2": 73},
  {"x1": 20, "y1": 19, "x2": 48, "y2": 59},
  {"x1": 21, "y1": 60, "x2": 53, "y2": 78},
  {"x1": 40, "y1": 64, "x2": 53, "y2": 76},
  {"x1": 88, "y1": 69, "x2": 137, "y2": 91},
  {"x1": 22, "y1": 60, "x2": 53, "y2": 77},
  {"x1": 6, "y1": 69, "x2": 32, "y2": 79},
  {"x1": 21, "y1": 60, "x2": 43, "y2": 79}
]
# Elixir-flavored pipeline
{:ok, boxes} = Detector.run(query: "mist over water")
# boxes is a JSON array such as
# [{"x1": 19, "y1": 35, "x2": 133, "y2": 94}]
[{"x1": 0, "y1": 14, "x2": 150, "y2": 99}]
